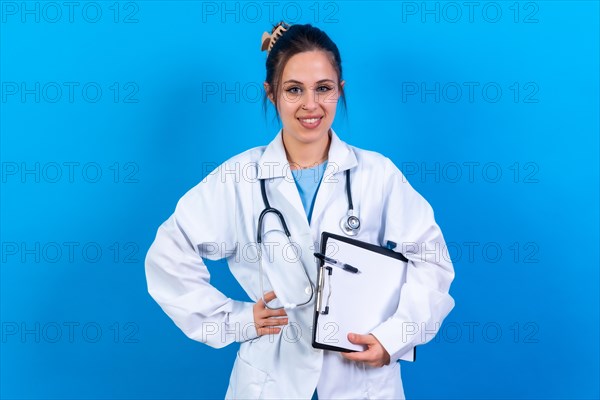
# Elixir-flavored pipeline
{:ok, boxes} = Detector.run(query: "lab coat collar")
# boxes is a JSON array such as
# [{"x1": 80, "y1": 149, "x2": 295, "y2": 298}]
[{"x1": 256, "y1": 128, "x2": 357, "y2": 179}]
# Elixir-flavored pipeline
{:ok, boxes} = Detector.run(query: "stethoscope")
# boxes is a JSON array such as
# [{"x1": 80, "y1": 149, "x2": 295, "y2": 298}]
[{"x1": 257, "y1": 169, "x2": 360, "y2": 310}]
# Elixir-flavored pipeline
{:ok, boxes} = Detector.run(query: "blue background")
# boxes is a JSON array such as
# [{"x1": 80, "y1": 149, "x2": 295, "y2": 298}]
[{"x1": 1, "y1": 1, "x2": 598, "y2": 399}]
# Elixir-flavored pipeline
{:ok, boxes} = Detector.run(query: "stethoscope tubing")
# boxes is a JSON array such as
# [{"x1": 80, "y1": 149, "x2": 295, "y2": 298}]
[{"x1": 257, "y1": 168, "x2": 358, "y2": 310}]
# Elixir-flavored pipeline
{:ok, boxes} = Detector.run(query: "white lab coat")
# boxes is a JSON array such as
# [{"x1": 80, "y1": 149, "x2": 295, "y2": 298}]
[{"x1": 145, "y1": 129, "x2": 455, "y2": 399}]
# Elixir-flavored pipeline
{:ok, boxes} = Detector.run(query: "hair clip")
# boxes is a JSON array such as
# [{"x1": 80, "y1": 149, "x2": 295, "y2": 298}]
[{"x1": 261, "y1": 22, "x2": 290, "y2": 53}]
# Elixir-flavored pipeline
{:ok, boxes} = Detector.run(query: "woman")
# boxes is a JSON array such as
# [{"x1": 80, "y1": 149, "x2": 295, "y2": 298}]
[{"x1": 145, "y1": 22, "x2": 455, "y2": 399}]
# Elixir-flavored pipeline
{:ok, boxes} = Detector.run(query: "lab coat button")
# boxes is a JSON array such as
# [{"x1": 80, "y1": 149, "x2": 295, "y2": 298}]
[{"x1": 305, "y1": 286, "x2": 311, "y2": 295}]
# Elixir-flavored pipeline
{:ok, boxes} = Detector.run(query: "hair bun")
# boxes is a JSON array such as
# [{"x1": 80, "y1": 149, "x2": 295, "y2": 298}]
[{"x1": 260, "y1": 21, "x2": 290, "y2": 53}]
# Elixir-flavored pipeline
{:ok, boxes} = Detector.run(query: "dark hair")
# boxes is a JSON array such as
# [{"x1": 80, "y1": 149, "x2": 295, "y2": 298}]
[{"x1": 263, "y1": 23, "x2": 347, "y2": 117}]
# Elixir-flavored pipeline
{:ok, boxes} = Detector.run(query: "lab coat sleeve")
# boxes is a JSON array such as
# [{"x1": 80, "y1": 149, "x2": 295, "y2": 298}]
[
  {"x1": 370, "y1": 157, "x2": 455, "y2": 362},
  {"x1": 145, "y1": 165, "x2": 259, "y2": 348}
]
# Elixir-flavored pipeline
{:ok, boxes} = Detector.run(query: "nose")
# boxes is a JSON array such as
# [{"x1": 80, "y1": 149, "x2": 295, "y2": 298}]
[{"x1": 301, "y1": 89, "x2": 318, "y2": 110}]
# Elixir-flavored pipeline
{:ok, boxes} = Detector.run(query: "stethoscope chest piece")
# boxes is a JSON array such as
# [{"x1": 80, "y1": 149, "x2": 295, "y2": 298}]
[
  {"x1": 339, "y1": 168, "x2": 360, "y2": 237},
  {"x1": 340, "y1": 210, "x2": 360, "y2": 236}
]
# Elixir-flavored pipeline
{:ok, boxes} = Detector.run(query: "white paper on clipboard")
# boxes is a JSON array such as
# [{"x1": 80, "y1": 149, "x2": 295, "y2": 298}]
[{"x1": 312, "y1": 232, "x2": 415, "y2": 362}]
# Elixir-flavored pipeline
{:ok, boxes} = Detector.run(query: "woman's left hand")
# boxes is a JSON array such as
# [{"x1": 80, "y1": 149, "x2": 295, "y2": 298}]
[{"x1": 341, "y1": 333, "x2": 391, "y2": 368}]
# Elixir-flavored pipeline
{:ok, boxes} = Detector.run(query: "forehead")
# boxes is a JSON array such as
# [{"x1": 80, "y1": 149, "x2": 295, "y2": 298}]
[{"x1": 281, "y1": 50, "x2": 338, "y2": 82}]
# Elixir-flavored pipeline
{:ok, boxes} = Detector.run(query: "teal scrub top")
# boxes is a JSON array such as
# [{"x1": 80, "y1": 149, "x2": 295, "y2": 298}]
[{"x1": 290, "y1": 161, "x2": 327, "y2": 223}]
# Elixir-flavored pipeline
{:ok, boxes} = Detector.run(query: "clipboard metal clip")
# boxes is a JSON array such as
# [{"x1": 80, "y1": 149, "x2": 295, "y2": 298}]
[{"x1": 316, "y1": 266, "x2": 332, "y2": 315}]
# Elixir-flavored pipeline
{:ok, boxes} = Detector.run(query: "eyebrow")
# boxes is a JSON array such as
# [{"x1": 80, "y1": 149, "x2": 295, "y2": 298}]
[{"x1": 282, "y1": 79, "x2": 336, "y2": 85}]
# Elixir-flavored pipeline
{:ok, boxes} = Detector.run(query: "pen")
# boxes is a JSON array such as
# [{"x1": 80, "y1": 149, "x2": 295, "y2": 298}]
[{"x1": 313, "y1": 253, "x2": 360, "y2": 274}]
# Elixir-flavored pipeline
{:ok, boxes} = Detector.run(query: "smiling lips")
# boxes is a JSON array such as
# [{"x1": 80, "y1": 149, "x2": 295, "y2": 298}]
[{"x1": 298, "y1": 116, "x2": 323, "y2": 129}]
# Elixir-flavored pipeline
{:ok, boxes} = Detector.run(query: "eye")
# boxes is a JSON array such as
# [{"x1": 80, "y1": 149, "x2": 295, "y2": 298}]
[
  {"x1": 285, "y1": 86, "x2": 302, "y2": 95},
  {"x1": 317, "y1": 85, "x2": 333, "y2": 93}
]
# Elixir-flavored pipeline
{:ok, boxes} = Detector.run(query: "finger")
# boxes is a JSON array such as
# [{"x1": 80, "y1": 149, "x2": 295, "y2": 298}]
[
  {"x1": 341, "y1": 350, "x2": 381, "y2": 367},
  {"x1": 258, "y1": 305, "x2": 287, "y2": 320},
  {"x1": 262, "y1": 291, "x2": 277, "y2": 303},
  {"x1": 265, "y1": 308, "x2": 288, "y2": 317},
  {"x1": 347, "y1": 333, "x2": 375, "y2": 345},
  {"x1": 341, "y1": 350, "x2": 373, "y2": 363},
  {"x1": 260, "y1": 317, "x2": 288, "y2": 327}
]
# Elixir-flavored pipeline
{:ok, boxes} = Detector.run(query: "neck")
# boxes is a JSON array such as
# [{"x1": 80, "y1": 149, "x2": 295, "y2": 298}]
[{"x1": 282, "y1": 129, "x2": 331, "y2": 170}]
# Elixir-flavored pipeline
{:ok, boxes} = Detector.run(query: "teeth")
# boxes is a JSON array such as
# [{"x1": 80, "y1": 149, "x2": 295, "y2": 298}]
[{"x1": 301, "y1": 118, "x2": 319, "y2": 123}]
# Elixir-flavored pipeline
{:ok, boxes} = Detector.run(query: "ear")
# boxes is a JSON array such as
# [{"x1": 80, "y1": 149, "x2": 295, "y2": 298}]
[
  {"x1": 264, "y1": 82, "x2": 275, "y2": 105},
  {"x1": 340, "y1": 80, "x2": 346, "y2": 91}
]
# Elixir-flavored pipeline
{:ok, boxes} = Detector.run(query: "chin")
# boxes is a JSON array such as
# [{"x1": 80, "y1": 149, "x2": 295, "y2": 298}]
[
  {"x1": 297, "y1": 128, "x2": 330, "y2": 144},
  {"x1": 283, "y1": 122, "x2": 326, "y2": 142}
]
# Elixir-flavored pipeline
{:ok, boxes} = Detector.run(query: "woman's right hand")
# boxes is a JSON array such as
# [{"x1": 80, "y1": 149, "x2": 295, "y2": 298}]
[{"x1": 253, "y1": 291, "x2": 288, "y2": 336}]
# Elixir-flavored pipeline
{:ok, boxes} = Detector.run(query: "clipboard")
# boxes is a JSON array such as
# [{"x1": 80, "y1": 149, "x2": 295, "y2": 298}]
[{"x1": 311, "y1": 232, "x2": 416, "y2": 362}]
